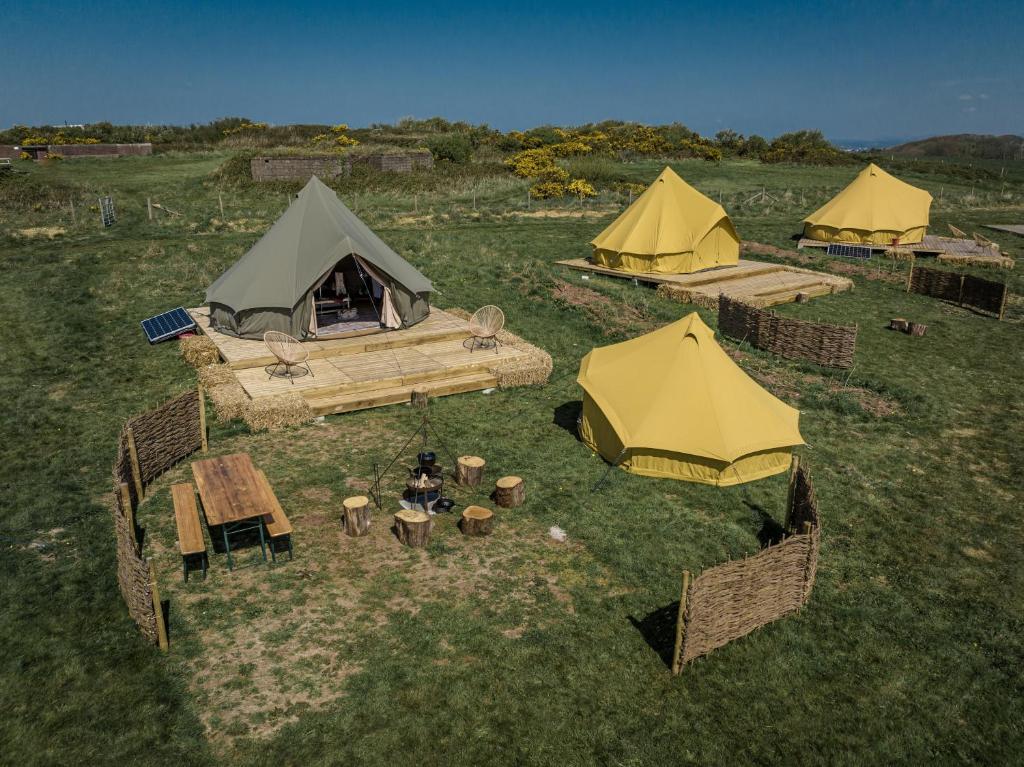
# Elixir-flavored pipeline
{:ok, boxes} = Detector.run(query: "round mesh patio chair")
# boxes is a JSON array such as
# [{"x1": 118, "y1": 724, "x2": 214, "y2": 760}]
[
  {"x1": 263, "y1": 331, "x2": 314, "y2": 383},
  {"x1": 468, "y1": 305, "x2": 504, "y2": 353}
]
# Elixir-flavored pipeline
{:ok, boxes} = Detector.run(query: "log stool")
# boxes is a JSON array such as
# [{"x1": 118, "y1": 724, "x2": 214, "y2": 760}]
[
  {"x1": 889, "y1": 318, "x2": 909, "y2": 332},
  {"x1": 411, "y1": 386, "x2": 429, "y2": 409},
  {"x1": 394, "y1": 509, "x2": 432, "y2": 548},
  {"x1": 907, "y1": 322, "x2": 928, "y2": 337},
  {"x1": 494, "y1": 476, "x2": 525, "y2": 508},
  {"x1": 457, "y1": 456, "x2": 486, "y2": 487},
  {"x1": 342, "y1": 495, "x2": 371, "y2": 537},
  {"x1": 460, "y1": 505, "x2": 494, "y2": 537}
]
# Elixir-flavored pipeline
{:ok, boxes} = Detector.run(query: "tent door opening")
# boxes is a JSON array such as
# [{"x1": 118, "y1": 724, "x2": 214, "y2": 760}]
[{"x1": 312, "y1": 255, "x2": 386, "y2": 338}]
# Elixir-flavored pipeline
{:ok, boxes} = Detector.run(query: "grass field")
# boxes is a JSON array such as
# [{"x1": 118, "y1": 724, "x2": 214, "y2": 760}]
[{"x1": 1, "y1": 153, "x2": 1023, "y2": 765}]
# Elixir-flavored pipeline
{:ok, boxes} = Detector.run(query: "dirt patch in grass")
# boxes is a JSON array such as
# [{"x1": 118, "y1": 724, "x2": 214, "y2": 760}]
[
  {"x1": 150, "y1": 421, "x2": 609, "y2": 748},
  {"x1": 512, "y1": 208, "x2": 611, "y2": 220},
  {"x1": 394, "y1": 214, "x2": 435, "y2": 225},
  {"x1": 741, "y1": 240, "x2": 794, "y2": 259},
  {"x1": 163, "y1": 512, "x2": 598, "y2": 746},
  {"x1": 15, "y1": 226, "x2": 65, "y2": 239},
  {"x1": 552, "y1": 279, "x2": 652, "y2": 335}
]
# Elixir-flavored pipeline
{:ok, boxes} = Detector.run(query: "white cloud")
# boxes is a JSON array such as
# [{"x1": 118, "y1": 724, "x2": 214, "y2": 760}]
[
  {"x1": 963, "y1": 105, "x2": 977, "y2": 113},
  {"x1": 959, "y1": 94, "x2": 973, "y2": 100},
  {"x1": 979, "y1": 93, "x2": 989, "y2": 99}
]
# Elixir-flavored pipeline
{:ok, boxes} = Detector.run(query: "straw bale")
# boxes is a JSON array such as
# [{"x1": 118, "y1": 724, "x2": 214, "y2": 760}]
[
  {"x1": 179, "y1": 335, "x2": 220, "y2": 368},
  {"x1": 242, "y1": 393, "x2": 313, "y2": 431},
  {"x1": 198, "y1": 364, "x2": 249, "y2": 422},
  {"x1": 491, "y1": 329, "x2": 552, "y2": 388},
  {"x1": 655, "y1": 283, "x2": 719, "y2": 310}
]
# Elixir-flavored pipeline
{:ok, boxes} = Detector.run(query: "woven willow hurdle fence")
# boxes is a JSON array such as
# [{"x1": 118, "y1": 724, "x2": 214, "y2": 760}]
[
  {"x1": 671, "y1": 458, "x2": 821, "y2": 673},
  {"x1": 718, "y1": 295, "x2": 857, "y2": 369},
  {"x1": 111, "y1": 388, "x2": 207, "y2": 650},
  {"x1": 907, "y1": 264, "x2": 1008, "y2": 319}
]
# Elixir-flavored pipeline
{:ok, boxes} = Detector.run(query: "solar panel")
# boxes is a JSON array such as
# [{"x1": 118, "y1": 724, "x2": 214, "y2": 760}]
[
  {"x1": 99, "y1": 195, "x2": 116, "y2": 227},
  {"x1": 141, "y1": 307, "x2": 196, "y2": 344},
  {"x1": 826, "y1": 243, "x2": 872, "y2": 260}
]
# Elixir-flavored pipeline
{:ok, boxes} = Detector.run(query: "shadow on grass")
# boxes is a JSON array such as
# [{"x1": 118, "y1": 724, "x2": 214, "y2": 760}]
[
  {"x1": 553, "y1": 400, "x2": 583, "y2": 442},
  {"x1": 628, "y1": 602, "x2": 679, "y2": 670},
  {"x1": 744, "y1": 500, "x2": 787, "y2": 548}
]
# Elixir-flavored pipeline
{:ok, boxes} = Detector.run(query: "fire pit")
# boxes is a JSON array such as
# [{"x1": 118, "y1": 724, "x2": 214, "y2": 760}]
[{"x1": 405, "y1": 473, "x2": 443, "y2": 510}]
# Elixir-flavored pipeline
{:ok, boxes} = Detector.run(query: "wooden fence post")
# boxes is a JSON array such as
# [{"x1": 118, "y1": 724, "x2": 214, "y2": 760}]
[
  {"x1": 800, "y1": 521, "x2": 815, "y2": 604},
  {"x1": 671, "y1": 570, "x2": 691, "y2": 675},
  {"x1": 218, "y1": 192, "x2": 225, "y2": 218},
  {"x1": 147, "y1": 197, "x2": 153, "y2": 221},
  {"x1": 957, "y1": 274, "x2": 966, "y2": 307},
  {"x1": 998, "y1": 284, "x2": 1008, "y2": 321},
  {"x1": 905, "y1": 256, "x2": 915, "y2": 293},
  {"x1": 148, "y1": 561, "x2": 169, "y2": 652},
  {"x1": 118, "y1": 482, "x2": 137, "y2": 553},
  {"x1": 126, "y1": 426, "x2": 144, "y2": 502},
  {"x1": 197, "y1": 386, "x2": 208, "y2": 452}
]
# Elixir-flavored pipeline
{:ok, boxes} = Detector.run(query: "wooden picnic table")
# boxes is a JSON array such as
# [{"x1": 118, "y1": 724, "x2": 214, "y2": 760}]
[{"x1": 191, "y1": 452, "x2": 279, "y2": 569}]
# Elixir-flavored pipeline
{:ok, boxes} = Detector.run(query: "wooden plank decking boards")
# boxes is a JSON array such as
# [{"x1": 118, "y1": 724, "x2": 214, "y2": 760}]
[
  {"x1": 798, "y1": 235, "x2": 1013, "y2": 267},
  {"x1": 556, "y1": 258, "x2": 852, "y2": 308},
  {"x1": 303, "y1": 371, "x2": 497, "y2": 416},
  {"x1": 983, "y1": 224, "x2": 1024, "y2": 237},
  {"x1": 188, "y1": 305, "x2": 529, "y2": 414},
  {"x1": 187, "y1": 306, "x2": 473, "y2": 370}
]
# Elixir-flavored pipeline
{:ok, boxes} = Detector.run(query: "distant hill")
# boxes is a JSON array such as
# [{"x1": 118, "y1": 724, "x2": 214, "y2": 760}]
[{"x1": 887, "y1": 133, "x2": 1024, "y2": 160}]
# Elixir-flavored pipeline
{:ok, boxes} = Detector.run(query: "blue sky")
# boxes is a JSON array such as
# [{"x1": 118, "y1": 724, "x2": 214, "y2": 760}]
[{"x1": 2, "y1": 1, "x2": 1021, "y2": 141}]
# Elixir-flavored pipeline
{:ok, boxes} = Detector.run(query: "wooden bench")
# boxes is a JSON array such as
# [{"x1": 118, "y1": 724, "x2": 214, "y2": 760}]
[
  {"x1": 256, "y1": 470, "x2": 293, "y2": 562},
  {"x1": 172, "y1": 483, "x2": 207, "y2": 581}
]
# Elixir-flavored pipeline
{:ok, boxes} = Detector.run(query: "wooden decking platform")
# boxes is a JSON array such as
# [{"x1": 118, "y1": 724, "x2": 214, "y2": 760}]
[
  {"x1": 188, "y1": 307, "x2": 532, "y2": 415},
  {"x1": 799, "y1": 235, "x2": 1014, "y2": 268},
  {"x1": 983, "y1": 224, "x2": 1024, "y2": 237},
  {"x1": 556, "y1": 258, "x2": 852, "y2": 308}
]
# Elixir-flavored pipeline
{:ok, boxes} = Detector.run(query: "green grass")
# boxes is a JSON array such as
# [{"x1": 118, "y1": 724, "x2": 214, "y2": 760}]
[{"x1": 1, "y1": 154, "x2": 1023, "y2": 766}]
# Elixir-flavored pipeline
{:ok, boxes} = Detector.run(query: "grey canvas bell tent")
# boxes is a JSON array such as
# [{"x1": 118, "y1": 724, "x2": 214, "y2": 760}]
[{"x1": 206, "y1": 175, "x2": 433, "y2": 339}]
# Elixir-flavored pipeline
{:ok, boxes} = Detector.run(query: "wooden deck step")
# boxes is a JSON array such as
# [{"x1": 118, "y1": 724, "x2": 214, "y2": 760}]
[
  {"x1": 746, "y1": 277, "x2": 837, "y2": 299},
  {"x1": 750, "y1": 282, "x2": 838, "y2": 305},
  {"x1": 292, "y1": 351, "x2": 505, "y2": 401},
  {"x1": 302, "y1": 371, "x2": 497, "y2": 415}
]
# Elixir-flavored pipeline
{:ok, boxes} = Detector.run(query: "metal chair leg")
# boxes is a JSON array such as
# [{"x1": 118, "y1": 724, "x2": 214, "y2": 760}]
[{"x1": 223, "y1": 526, "x2": 232, "y2": 570}]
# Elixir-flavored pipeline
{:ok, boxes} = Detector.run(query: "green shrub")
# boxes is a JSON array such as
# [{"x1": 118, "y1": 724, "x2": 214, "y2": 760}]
[
  {"x1": 760, "y1": 130, "x2": 850, "y2": 165},
  {"x1": 426, "y1": 134, "x2": 473, "y2": 164}
]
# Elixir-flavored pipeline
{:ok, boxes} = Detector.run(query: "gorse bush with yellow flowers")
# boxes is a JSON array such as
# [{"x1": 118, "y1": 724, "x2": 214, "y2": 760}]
[
  {"x1": 310, "y1": 124, "x2": 360, "y2": 151},
  {"x1": 567, "y1": 179, "x2": 597, "y2": 199},
  {"x1": 222, "y1": 121, "x2": 268, "y2": 136},
  {"x1": 22, "y1": 132, "x2": 102, "y2": 146}
]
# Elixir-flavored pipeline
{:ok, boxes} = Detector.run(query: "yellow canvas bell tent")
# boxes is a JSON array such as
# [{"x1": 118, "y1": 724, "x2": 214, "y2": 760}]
[
  {"x1": 577, "y1": 313, "x2": 803, "y2": 486},
  {"x1": 803, "y1": 163, "x2": 932, "y2": 245},
  {"x1": 590, "y1": 166, "x2": 740, "y2": 274}
]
